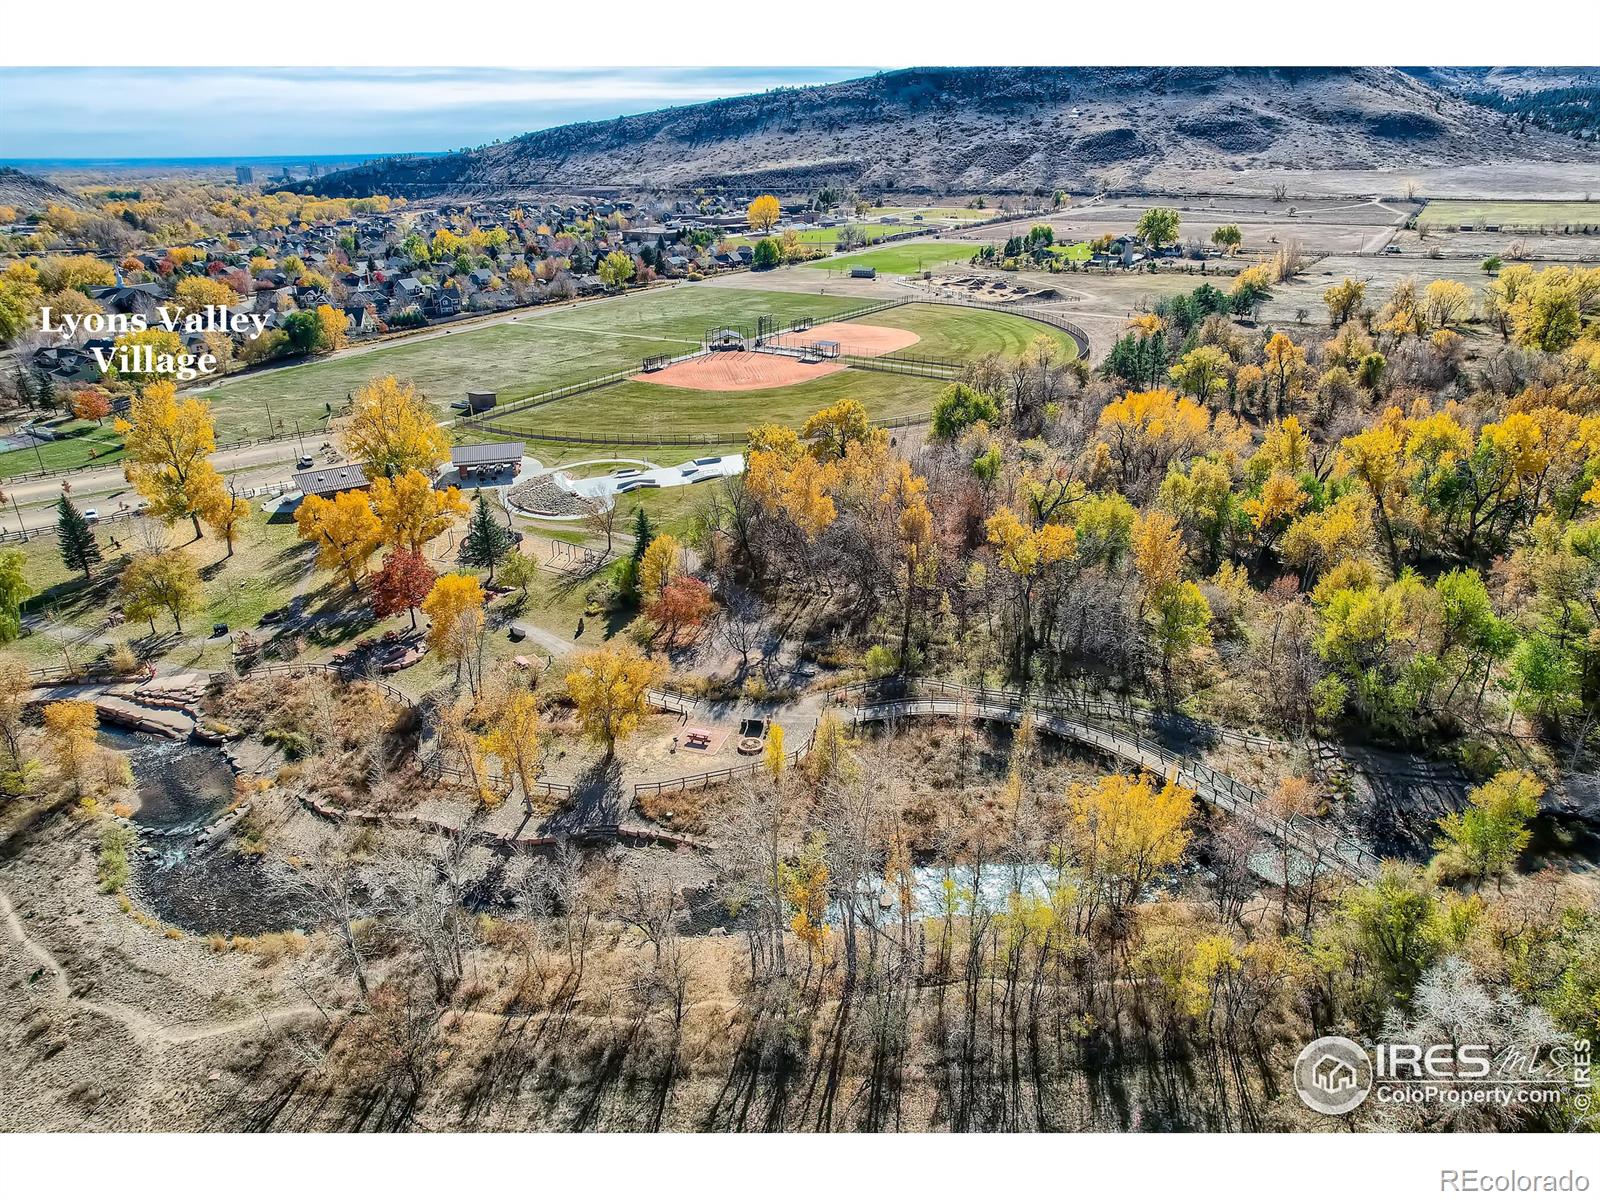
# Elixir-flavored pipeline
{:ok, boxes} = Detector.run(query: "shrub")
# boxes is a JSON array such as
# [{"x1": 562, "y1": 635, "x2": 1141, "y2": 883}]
[
  {"x1": 250, "y1": 931, "x2": 309, "y2": 963},
  {"x1": 864, "y1": 644, "x2": 899, "y2": 678},
  {"x1": 97, "y1": 822, "x2": 133, "y2": 893},
  {"x1": 264, "y1": 728, "x2": 312, "y2": 759}
]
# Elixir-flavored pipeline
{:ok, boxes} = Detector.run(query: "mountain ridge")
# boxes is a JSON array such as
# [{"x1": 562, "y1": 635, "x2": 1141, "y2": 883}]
[{"x1": 310, "y1": 66, "x2": 1600, "y2": 198}]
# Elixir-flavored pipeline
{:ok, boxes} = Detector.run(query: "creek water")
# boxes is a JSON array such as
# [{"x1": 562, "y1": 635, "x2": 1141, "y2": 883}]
[{"x1": 100, "y1": 728, "x2": 312, "y2": 936}]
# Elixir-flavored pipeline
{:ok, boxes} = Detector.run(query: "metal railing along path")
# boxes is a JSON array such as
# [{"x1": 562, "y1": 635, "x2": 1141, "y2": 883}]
[{"x1": 830, "y1": 678, "x2": 1380, "y2": 881}]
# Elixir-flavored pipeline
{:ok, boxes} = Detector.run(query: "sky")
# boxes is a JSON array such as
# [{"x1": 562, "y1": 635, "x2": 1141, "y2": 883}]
[{"x1": 0, "y1": 67, "x2": 874, "y2": 161}]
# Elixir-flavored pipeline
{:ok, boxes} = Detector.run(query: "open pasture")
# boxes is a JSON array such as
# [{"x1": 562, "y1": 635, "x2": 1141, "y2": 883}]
[
  {"x1": 1419, "y1": 200, "x2": 1600, "y2": 231},
  {"x1": 724, "y1": 222, "x2": 907, "y2": 249}
]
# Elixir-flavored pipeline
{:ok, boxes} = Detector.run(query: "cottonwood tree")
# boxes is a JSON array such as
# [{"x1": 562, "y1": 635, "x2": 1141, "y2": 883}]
[
  {"x1": 338, "y1": 376, "x2": 450, "y2": 480},
  {"x1": 119, "y1": 549, "x2": 203, "y2": 634},
  {"x1": 202, "y1": 480, "x2": 252, "y2": 557},
  {"x1": 293, "y1": 844, "x2": 381, "y2": 1006},
  {"x1": 746, "y1": 194, "x2": 781, "y2": 234},
  {"x1": 422, "y1": 572, "x2": 486, "y2": 687},
  {"x1": 713, "y1": 581, "x2": 771, "y2": 676},
  {"x1": 1136, "y1": 206, "x2": 1180, "y2": 251},
  {"x1": 1434, "y1": 769, "x2": 1542, "y2": 884},
  {"x1": 370, "y1": 468, "x2": 466, "y2": 551},
  {"x1": 296, "y1": 490, "x2": 381, "y2": 593},
  {"x1": 579, "y1": 497, "x2": 619, "y2": 558},
  {"x1": 0, "y1": 551, "x2": 25, "y2": 644},
  {"x1": 565, "y1": 644, "x2": 662, "y2": 759},
  {"x1": 115, "y1": 380, "x2": 226, "y2": 539},
  {"x1": 481, "y1": 689, "x2": 543, "y2": 815}
]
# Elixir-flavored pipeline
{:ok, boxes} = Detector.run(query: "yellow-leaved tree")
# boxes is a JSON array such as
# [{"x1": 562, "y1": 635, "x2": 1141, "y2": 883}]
[
  {"x1": 421, "y1": 572, "x2": 486, "y2": 685},
  {"x1": 746, "y1": 194, "x2": 781, "y2": 234},
  {"x1": 175, "y1": 275, "x2": 243, "y2": 312},
  {"x1": 339, "y1": 376, "x2": 450, "y2": 481},
  {"x1": 1065, "y1": 772, "x2": 1194, "y2": 922},
  {"x1": 115, "y1": 380, "x2": 226, "y2": 539},
  {"x1": 481, "y1": 690, "x2": 543, "y2": 815},
  {"x1": 315, "y1": 304, "x2": 350, "y2": 353},
  {"x1": 295, "y1": 490, "x2": 380, "y2": 593},
  {"x1": 565, "y1": 644, "x2": 662, "y2": 759},
  {"x1": 119, "y1": 549, "x2": 204, "y2": 634},
  {"x1": 370, "y1": 468, "x2": 467, "y2": 551},
  {"x1": 637, "y1": 533, "x2": 681, "y2": 601},
  {"x1": 43, "y1": 699, "x2": 103, "y2": 798}
]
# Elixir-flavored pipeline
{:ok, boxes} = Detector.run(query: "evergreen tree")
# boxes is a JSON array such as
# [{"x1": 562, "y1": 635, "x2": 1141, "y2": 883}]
[
  {"x1": 630, "y1": 506, "x2": 655, "y2": 563},
  {"x1": 30, "y1": 368, "x2": 58, "y2": 413},
  {"x1": 56, "y1": 496, "x2": 101, "y2": 580},
  {"x1": 459, "y1": 492, "x2": 513, "y2": 582}
]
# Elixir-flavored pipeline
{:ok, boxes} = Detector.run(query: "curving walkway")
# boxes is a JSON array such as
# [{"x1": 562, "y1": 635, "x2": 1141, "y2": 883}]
[{"x1": 830, "y1": 680, "x2": 1381, "y2": 881}]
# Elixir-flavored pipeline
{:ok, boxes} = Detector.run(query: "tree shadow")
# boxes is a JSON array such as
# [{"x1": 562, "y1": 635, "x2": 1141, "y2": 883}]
[{"x1": 544, "y1": 754, "x2": 623, "y2": 832}]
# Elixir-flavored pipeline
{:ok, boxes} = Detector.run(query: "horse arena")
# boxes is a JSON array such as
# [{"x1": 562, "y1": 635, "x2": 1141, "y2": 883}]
[{"x1": 632, "y1": 321, "x2": 922, "y2": 392}]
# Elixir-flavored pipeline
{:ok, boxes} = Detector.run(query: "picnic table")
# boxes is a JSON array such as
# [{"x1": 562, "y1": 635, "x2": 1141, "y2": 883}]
[{"x1": 683, "y1": 727, "x2": 713, "y2": 749}]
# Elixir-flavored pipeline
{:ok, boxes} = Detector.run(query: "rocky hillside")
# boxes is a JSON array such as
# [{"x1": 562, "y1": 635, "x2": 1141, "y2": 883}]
[
  {"x1": 312, "y1": 66, "x2": 1600, "y2": 198},
  {"x1": 0, "y1": 167, "x2": 85, "y2": 214}
]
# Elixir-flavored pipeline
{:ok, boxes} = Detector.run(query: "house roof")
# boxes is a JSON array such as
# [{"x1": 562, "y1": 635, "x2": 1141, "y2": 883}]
[
  {"x1": 451, "y1": 442, "x2": 524, "y2": 467},
  {"x1": 293, "y1": 463, "x2": 369, "y2": 497}
]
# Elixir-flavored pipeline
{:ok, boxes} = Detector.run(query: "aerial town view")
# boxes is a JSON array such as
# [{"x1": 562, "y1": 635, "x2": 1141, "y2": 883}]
[{"x1": 1, "y1": 50, "x2": 1599, "y2": 1179}]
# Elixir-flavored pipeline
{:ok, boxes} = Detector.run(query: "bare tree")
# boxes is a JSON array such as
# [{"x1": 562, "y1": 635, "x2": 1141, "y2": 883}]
[
  {"x1": 292, "y1": 842, "x2": 382, "y2": 1006},
  {"x1": 713, "y1": 581, "x2": 772, "y2": 677},
  {"x1": 580, "y1": 497, "x2": 620, "y2": 559}
]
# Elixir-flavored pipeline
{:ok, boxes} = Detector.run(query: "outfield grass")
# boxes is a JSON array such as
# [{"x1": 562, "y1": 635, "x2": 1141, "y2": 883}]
[
  {"x1": 1419, "y1": 200, "x2": 1600, "y2": 230},
  {"x1": 472, "y1": 302, "x2": 1075, "y2": 440},
  {"x1": 195, "y1": 287, "x2": 867, "y2": 440},
  {"x1": 724, "y1": 223, "x2": 907, "y2": 250},
  {"x1": 802, "y1": 240, "x2": 981, "y2": 276},
  {"x1": 0, "y1": 420, "x2": 125, "y2": 478},
  {"x1": 848, "y1": 303, "x2": 1080, "y2": 362},
  {"x1": 490, "y1": 369, "x2": 946, "y2": 439}
]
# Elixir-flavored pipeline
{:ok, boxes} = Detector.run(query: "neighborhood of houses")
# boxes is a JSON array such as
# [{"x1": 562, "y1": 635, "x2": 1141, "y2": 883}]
[{"x1": 8, "y1": 191, "x2": 824, "y2": 387}]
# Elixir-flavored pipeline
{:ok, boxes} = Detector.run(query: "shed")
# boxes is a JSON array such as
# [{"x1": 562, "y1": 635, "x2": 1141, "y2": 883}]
[{"x1": 850, "y1": 267, "x2": 877, "y2": 279}]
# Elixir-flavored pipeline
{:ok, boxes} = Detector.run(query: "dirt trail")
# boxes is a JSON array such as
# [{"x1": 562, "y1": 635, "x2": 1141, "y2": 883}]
[{"x1": 0, "y1": 881, "x2": 324, "y2": 1048}]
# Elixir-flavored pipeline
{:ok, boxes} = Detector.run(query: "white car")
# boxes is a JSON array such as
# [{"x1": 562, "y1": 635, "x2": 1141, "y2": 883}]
[{"x1": 81, "y1": 509, "x2": 99, "y2": 522}]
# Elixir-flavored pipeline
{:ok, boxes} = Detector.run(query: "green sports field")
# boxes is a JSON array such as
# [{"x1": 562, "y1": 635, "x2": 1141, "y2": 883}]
[
  {"x1": 1418, "y1": 200, "x2": 1600, "y2": 230},
  {"x1": 481, "y1": 302, "x2": 1078, "y2": 439},
  {"x1": 851, "y1": 303, "x2": 1079, "y2": 362},
  {"x1": 193, "y1": 287, "x2": 866, "y2": 439},
  {"x1": 492, "y1": 370, "x2": 947, "y2": 439},
  {"x1": 0, "y1": 420, "x2": 126, "y2": 477},
  {"x1": 724, "y1": 223, "x2": 907, "y2": 250},
  {"x1": 802, "y1": 240, "x2": 980, "y2": 276}
]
